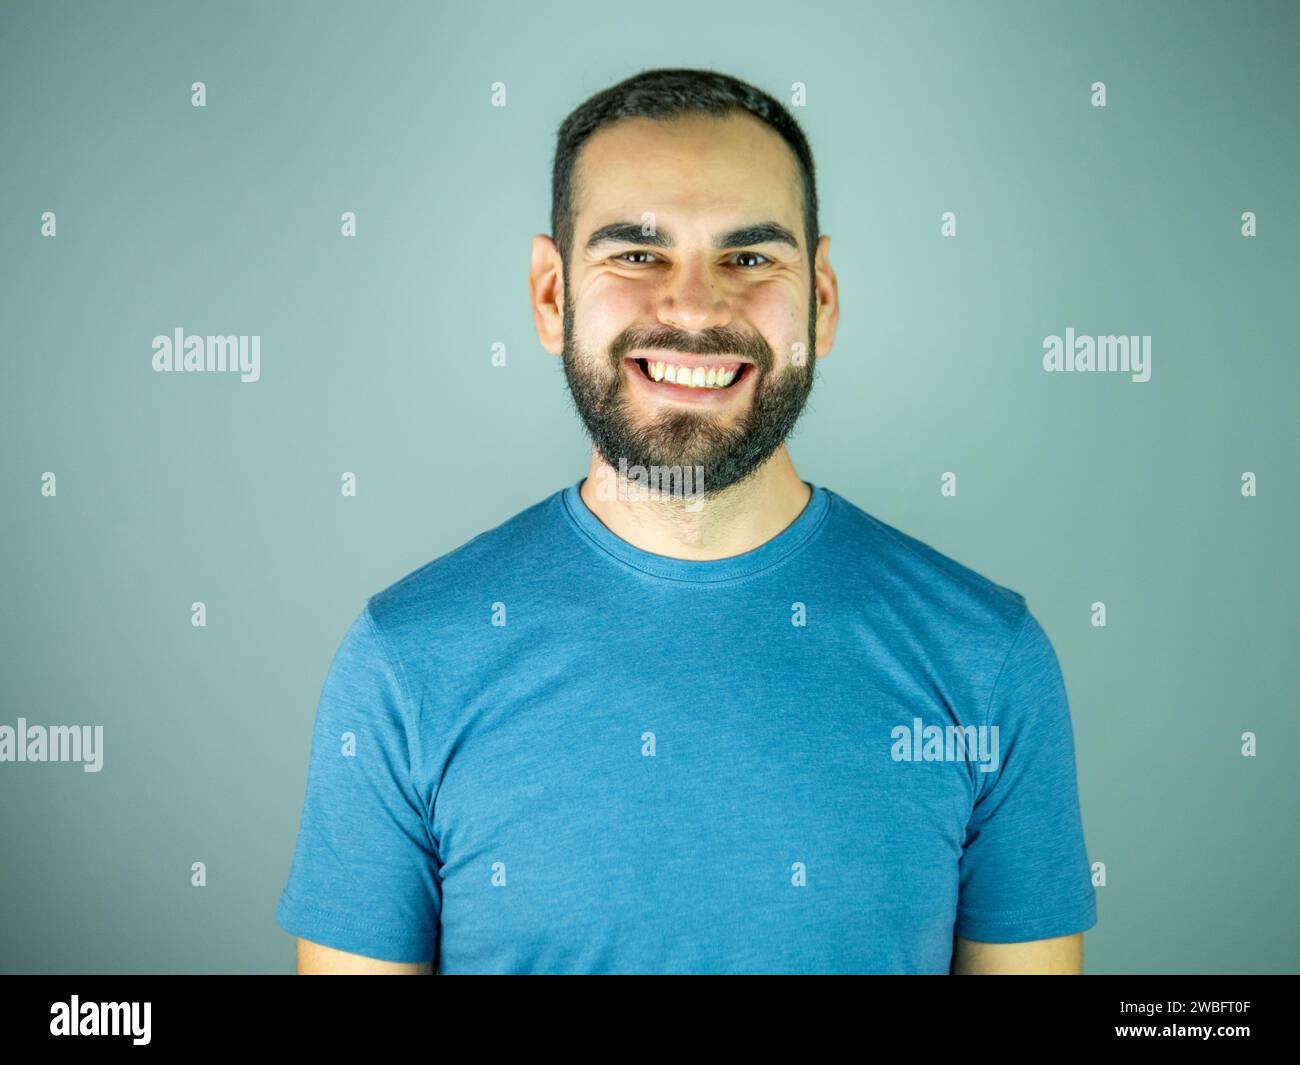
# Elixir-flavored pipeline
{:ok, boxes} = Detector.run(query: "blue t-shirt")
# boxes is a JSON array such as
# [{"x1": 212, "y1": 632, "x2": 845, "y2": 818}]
[{"x1": 276, "y1": 479, "x2": 1097, "y2": 973}]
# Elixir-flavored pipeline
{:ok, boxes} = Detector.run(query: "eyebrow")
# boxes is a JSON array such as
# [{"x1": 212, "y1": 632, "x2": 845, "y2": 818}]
[{"x1": 584, "y1": 221, "x2": 800, "y2": 254}]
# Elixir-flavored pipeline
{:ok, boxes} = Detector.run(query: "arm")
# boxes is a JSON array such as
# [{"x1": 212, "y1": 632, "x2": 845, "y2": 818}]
[
  {"x1": 951, "y1": 932, "x2": 1082, "y2": 974},
  {"x1": 953, "y1": 609, "x2": 1097, "y2": 973},
  {"x1": 276, "y1": 607, "x2": 442, "y2": 973},
  {"x1": 297, "y1": 937, "x2": 433, "y2": 975}
]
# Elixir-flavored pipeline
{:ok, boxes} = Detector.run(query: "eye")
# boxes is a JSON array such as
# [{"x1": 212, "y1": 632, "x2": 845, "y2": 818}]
[
  {"x1": 732, "y1": 251, "x2": 770, "y2": 268},
  {"x1": 612, "y1": 250, "x2": 659, "y2": 266}
]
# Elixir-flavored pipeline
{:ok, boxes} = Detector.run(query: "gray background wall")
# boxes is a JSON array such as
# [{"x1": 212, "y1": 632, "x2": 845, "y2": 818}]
[{"x1": 1, "y1": 0, "x2": 1295, "y2": 973}]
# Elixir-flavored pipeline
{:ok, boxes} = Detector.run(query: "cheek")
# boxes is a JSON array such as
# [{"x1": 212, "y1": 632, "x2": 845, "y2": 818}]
[
  {"x1": 577, "y1": 280, "x2": 647, "y2": 348},
  {"x1": 741, "y1": 284, "x2": 804, "y2": 366}
]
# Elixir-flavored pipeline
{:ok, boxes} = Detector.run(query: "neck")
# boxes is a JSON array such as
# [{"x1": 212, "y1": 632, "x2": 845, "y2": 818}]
[{"x1": 578, "y1": 445, "x2": 812, "y2": 561}]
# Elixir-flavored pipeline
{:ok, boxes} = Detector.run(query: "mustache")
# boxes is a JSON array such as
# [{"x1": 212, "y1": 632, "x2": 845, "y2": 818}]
[{"x1": 609, "y1": 326, "x2": 772, "y2": 370}]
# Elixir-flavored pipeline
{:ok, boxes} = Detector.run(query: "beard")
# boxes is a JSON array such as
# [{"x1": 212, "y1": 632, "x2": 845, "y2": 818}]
[{"x1": 559, "y1": 286, "x2": 817, "y2": 498}]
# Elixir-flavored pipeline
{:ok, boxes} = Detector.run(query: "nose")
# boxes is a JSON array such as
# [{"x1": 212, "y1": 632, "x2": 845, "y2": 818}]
[{"x1": 656, "y1": 255, "x2": 733, "y2": 334}]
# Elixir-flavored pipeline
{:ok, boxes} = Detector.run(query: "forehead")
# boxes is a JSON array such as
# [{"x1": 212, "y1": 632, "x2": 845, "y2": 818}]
[{"x1": 572, "y1": 111, "x2": 804, "y2": 244}]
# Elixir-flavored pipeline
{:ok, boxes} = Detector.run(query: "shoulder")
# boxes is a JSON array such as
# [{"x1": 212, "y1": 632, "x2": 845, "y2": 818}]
[
  {"x1": 819, "y1": 487, "x2": 1030, "y2": 644},
  {"x1": 362, "y1": 488, "x2": 565, "y2": 645}
]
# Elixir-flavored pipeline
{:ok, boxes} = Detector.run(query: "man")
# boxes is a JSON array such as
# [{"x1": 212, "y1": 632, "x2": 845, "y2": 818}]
[{"x1": 276, "y1": 68, "x2": 1097, "y2": 975}]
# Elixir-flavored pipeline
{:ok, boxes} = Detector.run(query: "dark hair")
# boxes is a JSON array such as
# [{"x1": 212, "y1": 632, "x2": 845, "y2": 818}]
[{"x1": 550, "y1": 68, "x2": 819, "y2": 274}]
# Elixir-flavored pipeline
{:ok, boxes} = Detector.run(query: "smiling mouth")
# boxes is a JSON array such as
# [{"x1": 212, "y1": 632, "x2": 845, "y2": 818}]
[{"x1": 630, "y1": 357, "x2": 753, "y2": 390}]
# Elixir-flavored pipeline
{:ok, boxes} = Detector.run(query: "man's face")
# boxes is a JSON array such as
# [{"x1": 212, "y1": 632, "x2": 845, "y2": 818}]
[{"x1": 559, "y1": 112, "x2": 820, "y2": 497}]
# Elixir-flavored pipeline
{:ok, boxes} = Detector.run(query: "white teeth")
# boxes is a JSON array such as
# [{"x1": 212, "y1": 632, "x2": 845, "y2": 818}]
[{"x1": 640, "y1": 360, "x2": 742, "y2": 389}]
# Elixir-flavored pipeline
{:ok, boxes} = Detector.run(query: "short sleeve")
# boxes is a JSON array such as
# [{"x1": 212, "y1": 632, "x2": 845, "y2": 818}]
[
  {"x1": 275, "y1": 603, "x2": 441, "y2": 963},
  {"x1": 954, "y1": 606, "x2": 1098, "y2": 943}
]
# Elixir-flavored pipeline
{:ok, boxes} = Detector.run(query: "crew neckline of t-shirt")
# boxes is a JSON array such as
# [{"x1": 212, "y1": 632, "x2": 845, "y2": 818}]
[{"x1": 558, "y1": 477, "x2": 831, "y2": 583}]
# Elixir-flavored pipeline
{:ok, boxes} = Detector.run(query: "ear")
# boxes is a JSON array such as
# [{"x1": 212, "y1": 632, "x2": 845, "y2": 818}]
[
  {"x1": 530, "y1": 233, "x2": 565, "y2": 356},
  {"x1": 812, "y1": 234, "x2": 839, "y2": 359}
]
